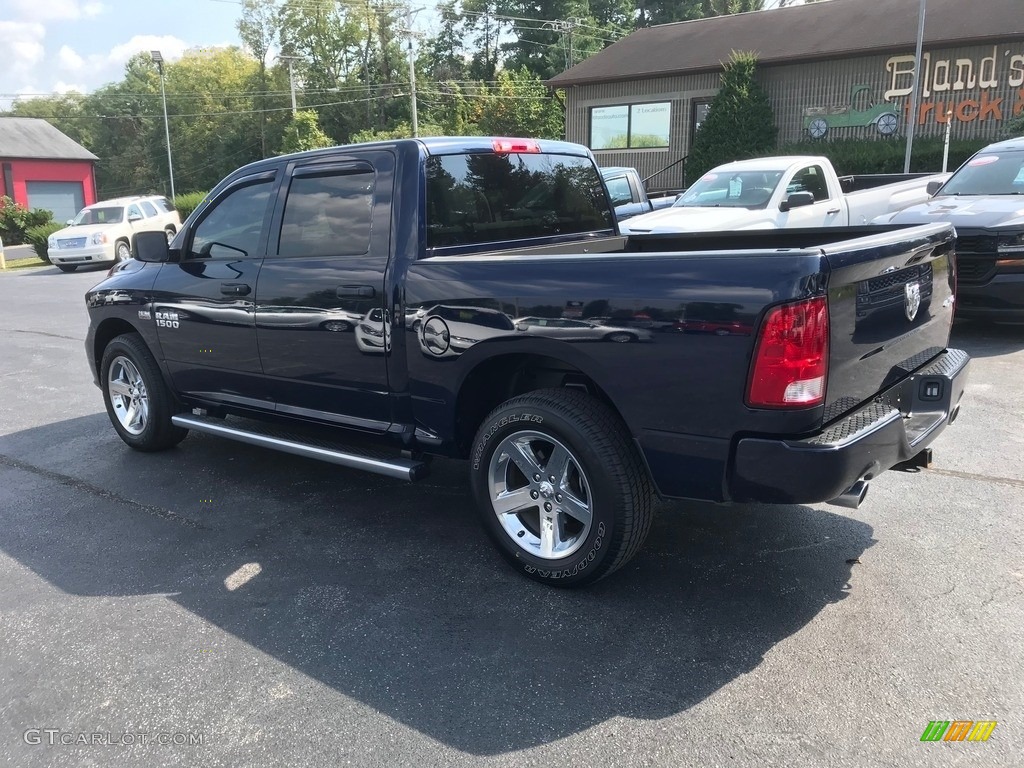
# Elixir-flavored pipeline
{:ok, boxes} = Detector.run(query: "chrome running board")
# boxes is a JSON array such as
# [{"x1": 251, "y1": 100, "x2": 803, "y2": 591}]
[{"x1": 171, "y1": 414, "x2": 429, "y2": 481}]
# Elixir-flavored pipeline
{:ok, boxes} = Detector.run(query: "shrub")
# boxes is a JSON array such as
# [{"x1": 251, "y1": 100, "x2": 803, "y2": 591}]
[
  {"x1": 770, "y1": 137, "x2": 990, "y2": 175},
  {"x1": 24, "y1": 222, "x2": 64, "y2": 263},
  {"x1": 173, "y1": 192, "x2": 208, "y2": 221},
  {"x1": 0, "y1": 196, "x2": 54, "y2": 245},
  {"x1": 687, "y1": 51, "x2": 778, "y2": 180}
]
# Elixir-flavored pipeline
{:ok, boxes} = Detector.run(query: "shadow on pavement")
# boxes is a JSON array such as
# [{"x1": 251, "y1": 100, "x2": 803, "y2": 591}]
[
  {"x1": 951, "y1": 318, "x2": 1024, "y2": 358},
  {"x1": 0, "y1": 413, "x2": 875, "y2": 755}
]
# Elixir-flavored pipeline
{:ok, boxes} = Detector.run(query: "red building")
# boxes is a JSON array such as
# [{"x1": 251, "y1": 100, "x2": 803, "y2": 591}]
[{"x1": 0, "y1": 117, "x2": 97, "y2": 223}]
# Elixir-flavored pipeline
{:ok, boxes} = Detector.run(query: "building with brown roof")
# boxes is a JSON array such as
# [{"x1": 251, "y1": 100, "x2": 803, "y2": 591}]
[{"x1": 547, "y1": 0, "x2": 1024, "y2": 192}]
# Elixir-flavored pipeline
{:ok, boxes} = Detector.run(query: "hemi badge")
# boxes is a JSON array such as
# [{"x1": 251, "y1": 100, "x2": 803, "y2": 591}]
[{"x1": 138, "y1": 308, "x2": 152, "y2": 320}]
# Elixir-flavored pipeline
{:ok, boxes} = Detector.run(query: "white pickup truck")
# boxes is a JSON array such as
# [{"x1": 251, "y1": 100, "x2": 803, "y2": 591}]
[{"x1": 619, "y1": 155, "x2": 947, "y2": 234}]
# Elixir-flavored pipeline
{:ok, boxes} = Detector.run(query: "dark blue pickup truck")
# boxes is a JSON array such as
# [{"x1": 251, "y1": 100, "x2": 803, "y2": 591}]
[{"x1": 85, "y1": 137, "x2": 969, "y2": 586}]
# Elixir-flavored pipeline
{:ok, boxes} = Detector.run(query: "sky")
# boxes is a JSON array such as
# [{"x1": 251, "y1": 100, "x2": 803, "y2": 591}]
[
  {"x1": 1, "y1": 0, "x2": 811, "y2": 109},
  {"x1": 1, "y1": 0, "x2": 246, "y2": 106}
]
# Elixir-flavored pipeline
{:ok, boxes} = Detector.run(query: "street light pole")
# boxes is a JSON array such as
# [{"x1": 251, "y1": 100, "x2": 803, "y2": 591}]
[
  {"x1": 903, "y1": 0, "x2": 927, "y2": 174},
  {"x1": 151, "y1": 50, "x2": 176, "y2": 200}
]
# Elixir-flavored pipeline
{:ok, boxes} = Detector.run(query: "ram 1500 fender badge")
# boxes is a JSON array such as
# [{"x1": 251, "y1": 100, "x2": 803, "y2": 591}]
[
  {"x1": 905, "y1": 281, "x2": 921, "y2": 321},
  {"x1": 155, "y1": 310, "x2": 180, "y2": 329}
]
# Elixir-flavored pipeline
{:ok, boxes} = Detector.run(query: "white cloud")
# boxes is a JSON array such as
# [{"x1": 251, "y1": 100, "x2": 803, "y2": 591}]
[
  {"x1": 53, "y1": 80, "x2": 87, "y2": 94},
  {"x1": 58, "y1": 45, "x2": 84, "y2": 72},
  {"x1": 1, "y1": 22, "x2": 46, "y2": 73},
  {"x1": 107, "y1": 35, "x2": 189, "y2": 67},
  {"x1": 8, "y1": 0, "x2": 110, "y2": 22}
]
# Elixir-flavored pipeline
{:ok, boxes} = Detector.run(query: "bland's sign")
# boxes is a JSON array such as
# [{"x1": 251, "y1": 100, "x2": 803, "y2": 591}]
[{"x1": 885, "y1": 46, "x2": 1024, "y2": 125}]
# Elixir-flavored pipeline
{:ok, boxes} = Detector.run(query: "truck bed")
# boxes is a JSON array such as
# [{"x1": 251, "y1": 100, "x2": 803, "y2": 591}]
[{"x1": 407, "y1": 223, "x2": 958, "y2": 500}]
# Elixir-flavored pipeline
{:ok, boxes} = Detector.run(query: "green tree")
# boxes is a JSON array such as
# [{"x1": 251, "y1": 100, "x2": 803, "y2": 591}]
[
  {"x1": 278, "y1": 109, "x2": 334, "y2": 154},
  {"x1": 162, "y1": 48, "x2": 263, "y2": 192},
  {"x1": 81, "y1": 54, "x2": 165, "y2": 198},
  {"x1": 637, "y1": 0, "x2": 764, "y2": 27},
  {"x1": 7, "y1": 94, "x2": 93, "y2": 148},
  {"x1": 477, "y1": 68, "x2": 563, "y2": 138},
  {"x1": 687, "y1": 50, "x2": 777, "y2": 179},
  {"x1": 237, "y1": 0, "x2": 281, "y2": 156}
]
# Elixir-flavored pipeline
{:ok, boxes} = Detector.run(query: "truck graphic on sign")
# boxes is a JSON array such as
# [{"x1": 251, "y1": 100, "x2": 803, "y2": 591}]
[{"x1": 803, "y1": 85, "x2": 901, "y2": 139}]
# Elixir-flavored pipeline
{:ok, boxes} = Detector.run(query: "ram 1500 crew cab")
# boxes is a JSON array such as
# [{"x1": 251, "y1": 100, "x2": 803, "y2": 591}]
[
  {"x1": 84, "y1": 137, "x2": 969, "y2": 586},
  {"x1": 620, "y1": 156, "x2": 945, "y2": 234}
]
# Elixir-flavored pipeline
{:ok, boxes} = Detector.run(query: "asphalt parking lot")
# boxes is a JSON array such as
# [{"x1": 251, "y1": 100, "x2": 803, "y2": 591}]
[{"x1": 1, "y1": 263, "x2": 1021, "y2": 767}]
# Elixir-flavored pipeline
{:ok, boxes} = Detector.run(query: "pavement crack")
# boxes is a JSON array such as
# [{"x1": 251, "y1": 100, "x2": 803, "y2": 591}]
[
  {"x1": 0, "y1": 328, "x2": 85, "y2": 342},
  {"x1": 757, "y1": 540, "x2": 830, "y2": 557},
  {"x1": 926, "y1": 467, "x2": 1024, "y2": 490},
  {"x1": 0, "y1": 453, "x2": 209, "y2": 530}
]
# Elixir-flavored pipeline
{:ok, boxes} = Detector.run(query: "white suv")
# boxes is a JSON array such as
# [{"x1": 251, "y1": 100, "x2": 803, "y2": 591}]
[{"x1": 48, "y1": 195, "x2": 182, "y2": 273}]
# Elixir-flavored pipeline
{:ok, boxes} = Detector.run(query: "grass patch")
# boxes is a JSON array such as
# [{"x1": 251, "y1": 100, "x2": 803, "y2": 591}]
[{"x1": 1, "y1": 255, "x2": 50, "y2": 271}]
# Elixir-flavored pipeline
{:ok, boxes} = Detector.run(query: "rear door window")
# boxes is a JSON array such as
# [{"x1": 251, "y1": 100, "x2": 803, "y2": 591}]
[
  {"x1": 278, "y1": 165, "x2": 374, "y2": 257},
  {"x1": 140, "y1": 201, "x2": 158, "y2": 217},
  {"x1": 426, "y1": 152, "x2": 613, "y2": 250}
]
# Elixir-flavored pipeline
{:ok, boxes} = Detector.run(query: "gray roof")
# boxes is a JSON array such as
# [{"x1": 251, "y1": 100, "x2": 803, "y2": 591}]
[
  {"x1": 0, "y1": 117, "x2": 97, "y2": 161},
  {"x1": 548, "y1": 0, "x2": 1022, "y2": 87}
]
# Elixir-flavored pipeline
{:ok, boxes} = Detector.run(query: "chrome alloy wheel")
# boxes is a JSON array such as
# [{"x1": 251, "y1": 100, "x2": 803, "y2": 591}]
[
  {"x1": 107, "y1": 356, "x2": 149, "y2": 435},
  {"x1": 488, "y1": 430, "x2": 593, "y2": 560}
]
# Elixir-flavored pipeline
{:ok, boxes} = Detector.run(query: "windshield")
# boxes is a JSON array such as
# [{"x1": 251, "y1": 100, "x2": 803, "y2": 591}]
[
  {"x1": 673, "y1": 170, "x2": 785, "y2": 208},
  {"x1": 939, "y1": 151, "x2": 1024, "y2": 196},
  {"x1": 73, "y1": 206, "x2": 124, "y2": 225}
]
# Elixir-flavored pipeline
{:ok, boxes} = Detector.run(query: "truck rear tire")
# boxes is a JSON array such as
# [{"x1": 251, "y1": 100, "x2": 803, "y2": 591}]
[
  {"x1": 470, "y1": 388, "x2": 653, "y2": 587},
  {"x1": 100, "y1": 333, "x2": 188, "y2": 452}
]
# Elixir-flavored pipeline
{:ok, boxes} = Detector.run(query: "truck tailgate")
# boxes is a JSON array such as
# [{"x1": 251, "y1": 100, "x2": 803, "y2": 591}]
[{"x1": 822, "y1": 223, "x2": 956, "y2": 422}]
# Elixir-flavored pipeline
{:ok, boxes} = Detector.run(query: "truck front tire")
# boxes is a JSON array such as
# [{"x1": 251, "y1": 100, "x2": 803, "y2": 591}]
[
  {"x1": 100, "y1": 333, "x2": 188, "y2": 452},
  {"x1": 470, "y1": 388, "x2": 653, "y2": 587}
]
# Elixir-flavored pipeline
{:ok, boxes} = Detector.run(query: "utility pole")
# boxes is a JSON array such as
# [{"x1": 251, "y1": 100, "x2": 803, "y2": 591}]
[
  {"x1": 280, "y1": 55, "x2": 300, "y2": 116},
  {"x1": 545, "y1": 18, "x2": 582, "y2": 70},
  {"x1": 404, "y1": 7, "x2": 424, "y2": 137},
  {"x1": 903, "y1": 0, "x2": 927, "y2": 173}
]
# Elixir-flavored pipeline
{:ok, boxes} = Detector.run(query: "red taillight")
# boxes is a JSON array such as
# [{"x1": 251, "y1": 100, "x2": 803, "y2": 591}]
[
  {"x1": 492, "y1": 138, "x2": 541, "y2": 154},
  {"x1": 747, "y1": 296, "x2": 829, "y2": 408}
]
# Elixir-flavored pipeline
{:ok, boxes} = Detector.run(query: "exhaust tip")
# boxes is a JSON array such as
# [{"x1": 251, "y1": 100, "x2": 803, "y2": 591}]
[{"x1": 829, "y1": 479, "x2": 869, "y2": 510}]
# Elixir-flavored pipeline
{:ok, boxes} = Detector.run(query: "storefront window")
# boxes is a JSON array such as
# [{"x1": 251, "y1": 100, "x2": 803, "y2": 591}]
[{"x1": 590, "y1": 102, "x2": 670, "y2": 149}]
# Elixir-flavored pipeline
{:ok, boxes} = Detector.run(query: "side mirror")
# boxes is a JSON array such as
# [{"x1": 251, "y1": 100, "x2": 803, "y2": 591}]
[
  {"x1": 515, "y1": 322, "x2": 527, "y2": 332},
  {"x1": 926, "y1": 180, "x2": 944, "y2": 196},
  {"x1": 66, "y1": 219, "x2": 74, "y2": 226},
  {"x1": 134, "y1": 230, "x2": 173, "y2": 262},
  {"x1": 128, "y1": 213, "x2": 143, "y2": 223},
  {"x1": 779, "y1": 191, "x2": 815, "y2": 212}
]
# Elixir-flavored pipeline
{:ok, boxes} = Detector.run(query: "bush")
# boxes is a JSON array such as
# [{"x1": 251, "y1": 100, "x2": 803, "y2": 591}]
[
  {"x1": 770, "y1": 137, "x2": 990, "y2": 175},
  {"x1": 173, "y1": 192, "x2": 208, "y2": 221},
  {"x1": 0, "y1": 196, "x2": 54, "y2": 245},
  {"x1": 24, "y1": 222, "x2": 64, "y2": 263},
  {"x1": 688, "y1": 51, "x2": 777, "y2": 180}
]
